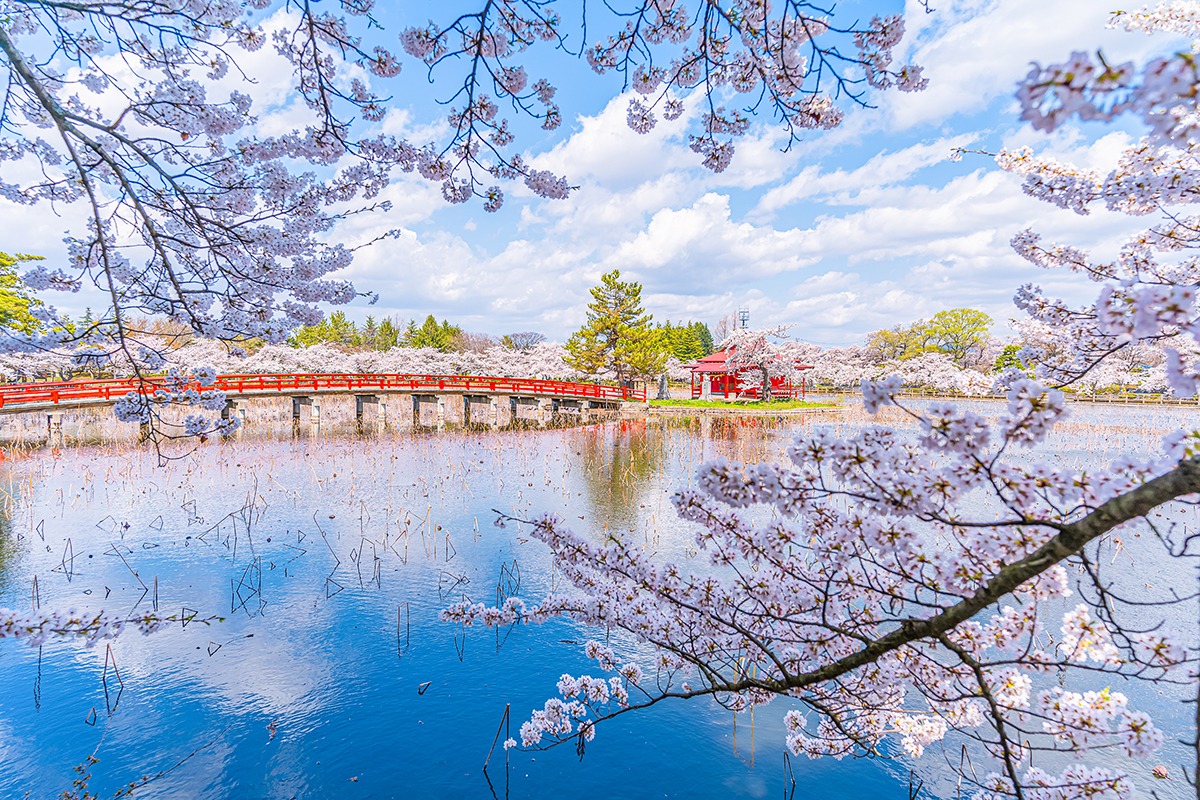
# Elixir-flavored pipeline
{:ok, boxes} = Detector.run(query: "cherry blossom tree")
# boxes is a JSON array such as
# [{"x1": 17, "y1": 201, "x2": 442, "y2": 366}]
[
  {"x1": 445, "y1": 7, "x2": 1200, "y2": 800},
  {"x1": 0, "y1": 0, "x2": 923, "y2": 348},
  {"x1": 716, "y1": 325, "x2": 810, "y2": 400},
  {"x1": 807, "y1": 346, "x2": 994, "y2": 396},
  {"x1": 808, "y1": 344, "x2": 882, "y2": 388},
  {"x1": 162, "y1": 338, "x2": 583, "y2": 380},
  {"x1": 0, "y1": 0, "x2": 924, "y2": 438},
  {"x1": 5, "y1": 2, "x2": 1200, "y2": 799}
]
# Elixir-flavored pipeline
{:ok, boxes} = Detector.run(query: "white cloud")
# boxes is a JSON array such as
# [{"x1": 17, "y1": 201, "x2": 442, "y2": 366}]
[
  {"x1": 890, "y1": 0, "x2": 1192, "y2": 130},
  {"x1": 752, "y1": 133, "x2": 980, "y2": 218},
  {"x1": 532, "y1": 93, "x2": 697, "y2": 189},
  {"x1": 604, "y1": 193, "x2": 818, "y2": 283},
  {"x1": 6, "y1": 0, "x2": 1187, "y2": 351}
]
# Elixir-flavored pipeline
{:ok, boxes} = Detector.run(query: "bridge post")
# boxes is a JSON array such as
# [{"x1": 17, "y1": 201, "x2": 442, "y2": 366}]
[
  {"x1": 292, "y1": 396, "x2": 312, "y2": 437},
  {"x1": 537, "y1": 398, "x2": 552, "y2": 428},
  {"x1": 581, "y1": 400, "x2": 592, "y2": 423},
  {"x1": 509, "y1": 396, "x2": 518, "y2": 426},
  {"x1": 489, "y1": 396, "x2": 499, "y2": 429},
  {"x1": 221, "y1": 400, "x2": 246, "y2": 438},
  {"x1": 378, "y1": 398, "x2": 388, "y2": 432},
  {"x1": 464, "y1": 395, "x2": 491, "y2": 428},
  {"x1": 46, "y1": 412, "x2": 63, "y2": 447},
  {"x1": 355, "y1": 394, "x2": 379, "y2": 434},
  {"x1": 410, "y1": 394, "x2": 444, "y2": 430},
  {"x1": 310, "y1": 401, "x2": 321, "y2": 434}
]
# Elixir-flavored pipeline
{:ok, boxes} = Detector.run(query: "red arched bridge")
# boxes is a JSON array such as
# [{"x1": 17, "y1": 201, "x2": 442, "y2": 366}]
[{"x1": 0, "y1": 374, "x2": 647, "y2": 436}]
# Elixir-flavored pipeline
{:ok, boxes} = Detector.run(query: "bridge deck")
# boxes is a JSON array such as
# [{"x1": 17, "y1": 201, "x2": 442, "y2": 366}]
[{"x1": 0, "y1": 374, "x2": 643, "y2": 414}]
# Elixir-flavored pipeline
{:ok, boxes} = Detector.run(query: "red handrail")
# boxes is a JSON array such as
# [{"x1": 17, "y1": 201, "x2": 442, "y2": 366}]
[{"x1": 0, "y1": 373, "x2": 647, "y2": 409}]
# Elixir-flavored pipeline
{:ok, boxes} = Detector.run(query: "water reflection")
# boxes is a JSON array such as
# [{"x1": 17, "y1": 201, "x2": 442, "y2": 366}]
[
  {"x1": 0, "y1": 404, "x2": 1193, "y2": 798},
  {"x1": 572, "y1": 421, "x2": 664, "y2": 531}
]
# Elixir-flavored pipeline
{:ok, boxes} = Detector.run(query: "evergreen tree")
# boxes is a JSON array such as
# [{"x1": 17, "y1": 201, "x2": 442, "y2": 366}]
[
  {"x1": 692, "y1": 321, "x2": 714, "y2": 355},
  {"x1": 993, "y1": 343, "x2": 1027, "y2": 373},
  {"x1": 566, "y1": 270, "x2": 665, "y2": 384},
  {"x1": 402, "y1": 314, "x2": 462, "y2": 351},
  {"x1": 655, "y1": 319, "x2": 712, "y2": 362},
  {"x1": 288, "y1": 310, "x2": 359, "y2": 347},
  {"x1": 360, "y1": 315, "x2": 379, "y2": 349},
  {"x1": 377, "y1": 317, "x2": 400, "y2": 350},
  {"x1": 0, "y1": 252, "x2": 45, "y2": 333}
]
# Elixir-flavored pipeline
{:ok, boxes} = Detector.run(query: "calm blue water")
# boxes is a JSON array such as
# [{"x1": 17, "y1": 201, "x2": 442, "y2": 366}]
[
  {"x1": 0, "y1": 406, "x2": 1194, "y2": 799},
  {"x1": 0, "y1": 418, "x2": 918, "y2": 799}
]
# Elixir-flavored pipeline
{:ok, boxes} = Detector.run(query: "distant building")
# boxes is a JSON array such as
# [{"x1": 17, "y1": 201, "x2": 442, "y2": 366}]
[{"x1": 686, "y1": 349, "x2": 813, "y2": 400}]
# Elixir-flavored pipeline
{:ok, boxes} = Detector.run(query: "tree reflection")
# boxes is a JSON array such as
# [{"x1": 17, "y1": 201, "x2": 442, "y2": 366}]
[
  {"x1": 570, "y1": 421, "x2": 664, "y2": 533},
  {"x1": 0, "y1": 471, "x2": 19, "y2": 592},
  {"x1": 569, "y1": 417, "x2": 790, "y2": 535}
]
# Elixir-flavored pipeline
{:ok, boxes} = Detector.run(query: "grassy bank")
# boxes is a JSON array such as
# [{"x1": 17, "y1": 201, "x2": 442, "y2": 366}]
[{"x1": 649, "y1": 398, "x2": 837, "y2": 410}]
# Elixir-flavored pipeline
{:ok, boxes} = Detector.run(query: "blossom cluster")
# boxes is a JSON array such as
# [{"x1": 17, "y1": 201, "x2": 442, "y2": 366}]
[
  {"x1": 997, "y1": 5, "x2": 1200, "y2": 396},
  {"x1": 407, "y1": 1, "x2": 925, "y2": 181},
  {"x1": 0, "y1": 607, "x2": 171, "y2": 648},
  {"x1": 450, "y1": 375, "x2": 1192, "y2": 798}
]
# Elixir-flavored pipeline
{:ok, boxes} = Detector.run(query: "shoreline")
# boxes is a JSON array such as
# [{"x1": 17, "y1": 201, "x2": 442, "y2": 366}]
[{"x1": 646, "y1": 404, "x2": 846, "y2": 418}]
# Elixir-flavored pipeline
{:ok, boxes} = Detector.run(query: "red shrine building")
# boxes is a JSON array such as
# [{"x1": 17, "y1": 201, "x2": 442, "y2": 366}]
[{"x1": 687, "y1": 350, "x2": 813, "y2": 400}]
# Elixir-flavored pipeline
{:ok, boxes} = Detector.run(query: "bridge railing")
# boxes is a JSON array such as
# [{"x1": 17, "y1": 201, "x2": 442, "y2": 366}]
[{"x1": 0, "y1": 374, "x2": 646, "y2": 409}]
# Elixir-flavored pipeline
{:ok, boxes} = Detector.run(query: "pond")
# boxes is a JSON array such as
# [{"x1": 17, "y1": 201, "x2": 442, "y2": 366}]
[{"x1": 0, "y1": 402, "x2": 1194, "y2": 799}]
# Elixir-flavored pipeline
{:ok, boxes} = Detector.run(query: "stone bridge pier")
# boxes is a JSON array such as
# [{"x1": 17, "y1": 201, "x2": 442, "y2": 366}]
[
  {"x1": 355, "y1": 394, "x2": 385, "y2": 433},
  {"x1": 291, "y1": 396, "x2": 320, "y2": 436}
]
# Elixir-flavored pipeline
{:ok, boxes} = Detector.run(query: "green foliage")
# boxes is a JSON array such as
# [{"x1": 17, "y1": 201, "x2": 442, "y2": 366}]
[
  {"x1": 289, "y1": 312, "x2": 417, "y2": 351},
  {"x1": 656, "y1": 320, "x2": 714, "y2": 361},
  {"x1": 377, "y1": 318, "x2": 400, "y2": 350},
  {"x1": 866, "y1": 307, "x2": 993, "y2": 368},
  {"x1": 650, "y1": 398, "x2": 834, "y2": 410},
  {"x1": 359, "y1": 315, "x2": 379, "y2": 349},
  {"x1": 993, "y1": 343, "x2": 1028, "y2": 373},
  {"x1": 925, "y1": 308, "x2": 993, "y2": 367},
  {"x1": 866, "y1": 324, "x2": 923, "y2": 360},
  {"x1": 566, "y1": 270, "x2": 665, "y2": 383},
  {"x1": 0, "y1": 251, "x2": 45, "y2": 334},
  {"x1": 289, "y1": 310, "x2": 359, "y2": 347},
  {"x1": 402, "y1": 314, "x2": 463, "y2": 351}
]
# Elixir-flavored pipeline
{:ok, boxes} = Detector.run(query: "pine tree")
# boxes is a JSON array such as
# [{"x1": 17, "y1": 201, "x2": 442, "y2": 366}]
[
  {"x1": 655, "y1": 320, "x2": 712, "y2": 362},
  {"x1": 377, "y1": 318, "x2": 400, "y2": 350},
  {"x1": 0, "y1": 252, "x2": 44, "y2": 334},
  {"x1": 360, "y1": 315, "x2": 379, "y2": 349},
  {"x1": 692, "y1": 321, "x2": 714, "y2": 355},
  {"x1": 402, "y1": 314, "x2": 462, "y2": 351},
  {"x1": 288, "y1": 310, "x2": 359, "y2": 347},
  {"x1": 566, "y1": 270, "x2": 665, "y2": 384}
]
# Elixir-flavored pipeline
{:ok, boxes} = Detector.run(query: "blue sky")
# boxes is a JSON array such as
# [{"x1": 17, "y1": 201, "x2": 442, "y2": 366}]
[{"x1": 3, "y1": 0, "x2": 1190, "y2": 346}]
